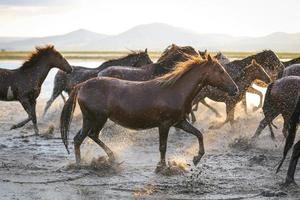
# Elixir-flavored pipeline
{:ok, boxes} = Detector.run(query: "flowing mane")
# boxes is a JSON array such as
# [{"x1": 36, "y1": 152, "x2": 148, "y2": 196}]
[
  {"x1": 20, "y1": 45, "x2": 58, "y2": 70},
  {"x1": 155, "y1": 55, "x2": 207, "y2": 87},
  {"x1": 158, "y1": 44, "x2": 198, "y2": 63}
]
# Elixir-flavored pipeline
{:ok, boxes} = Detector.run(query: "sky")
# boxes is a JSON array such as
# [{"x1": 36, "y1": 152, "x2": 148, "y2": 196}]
[{"x1": 0, "y1": 0, "x2": 299, "y2": 37}]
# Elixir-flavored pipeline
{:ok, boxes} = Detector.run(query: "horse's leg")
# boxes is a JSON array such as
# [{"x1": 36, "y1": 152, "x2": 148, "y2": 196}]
[
  {"x1": 252, "y1": 115, "x2": 277, "y2": 139},
  {"x1": 190, "y1": 111, "x2": 197, "y2": 123},
  {"x1": 175, "y1": 120, "x2": 204, "y2": 165},
  {"x1": 60, "y1": 93, "x2": 66, "y2": 103},
  {"x1": 156, "y1": 126, "x2": 170, "y2": 171},
  {"x1": 248, "y1": 86, "x2": 264, "y2": 112},
  {"x1": 43, "y1": 81, "x2": 65, "y2": 117},
  {"x1": 209, "y1": 102, "x2": 235, "y2": 129},
  {"x1": 10, "y1": 118, "x2": 31, "y2": 130},
  {"x1": 200, "y1": 99, "x2": 222, "y2": 117},
  {"x1": 282, "y1": 116, "x2": 290, "y2": 138},
  {"x1": 73, "y1": 129, "x2": 87, "y2": 164},
  {"x1": 268, "y1": 124, "x2": 276, "y2": 140},
  {"x1": 192, "y1": 102, "x2": 199, "y2": 111},
  {"x1": 11, "y1": 98, "x2": 38, "y2": 135},
  {"x1": 285, "y1": 140, "x2": 300, "y2": 185},
  {"x1": 88, "y1": 118, "x2": 115, "y2": 162}
]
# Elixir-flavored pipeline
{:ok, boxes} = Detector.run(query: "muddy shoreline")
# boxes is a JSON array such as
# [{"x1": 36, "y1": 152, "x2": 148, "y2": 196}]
[{"x1": 0, "y1": 99, "x2": 299, "y2": 199}]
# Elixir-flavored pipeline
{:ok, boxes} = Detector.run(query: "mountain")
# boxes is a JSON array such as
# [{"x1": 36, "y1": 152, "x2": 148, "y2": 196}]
[
  {"x1": 0, "y1": 29, "x2": 108, "y2": 50},
  {"x1": 0, "y1": 23, "x2": 300, "y2": 51}
]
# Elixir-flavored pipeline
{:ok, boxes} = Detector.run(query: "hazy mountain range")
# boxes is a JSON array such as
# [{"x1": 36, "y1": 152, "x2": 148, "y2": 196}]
[{"x1": 1, "y1": 23, "x2": 299, "y2": 52}]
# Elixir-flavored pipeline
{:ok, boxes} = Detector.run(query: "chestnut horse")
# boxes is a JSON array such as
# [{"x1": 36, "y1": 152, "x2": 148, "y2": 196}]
[
  {"x1": 0, "y1": 45, "x2": 72, "y2": 135},
  {"x1": 43, "y1": 49, "x2": 152, "y2": 116},
  {"x1": 60, "y1": 55, "x2": 238, "y2": 169}
]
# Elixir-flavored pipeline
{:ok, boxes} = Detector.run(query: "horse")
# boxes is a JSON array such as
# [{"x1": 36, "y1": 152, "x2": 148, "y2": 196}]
[
  {"x1": 252, "y1": 76, "x2": 300, "y2": 140},
  {"x1": 98, "y1": 44, "x2": 199, "y2": 81},
  {"x1": 42, "y1": 49, "x2": 152, "y2": 116},
  {"x1": 276, "y1": 96, "x2": 300, "y2": 186},
  {"x1": 282, "y1": 56, "x2": 300, "y2": 67},
  {"x1": 192, "y1": 50, "x2": 284, "y2": 117},
  {"x1": 0, "y1": 45, "x2": 72, "y2": 135},
  {"x1": 191, "y1": 59, "x2": 271, "y2": 128},
  {"x1": 60, "y1": 55, "x2": 238, "y2": 170}
]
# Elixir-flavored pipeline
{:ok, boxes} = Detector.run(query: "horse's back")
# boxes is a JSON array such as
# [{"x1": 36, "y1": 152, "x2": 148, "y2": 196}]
[{"x1": 283, "y1": 64, "x2": 300, "y2": 77}]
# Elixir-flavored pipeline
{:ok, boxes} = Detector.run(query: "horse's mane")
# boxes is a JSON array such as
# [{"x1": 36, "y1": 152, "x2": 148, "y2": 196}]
[
  {"x1": 155, "y1": 55, "x2": 207, "y2": 87},
  {"x1": 157, "y1": 44, "x2": 198, "y2": 63},
  {"x1": 20, "y1": 45, "x2": 58, "y2": 70}
]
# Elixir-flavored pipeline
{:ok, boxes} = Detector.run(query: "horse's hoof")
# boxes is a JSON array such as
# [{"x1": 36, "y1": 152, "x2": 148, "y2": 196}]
[
  {"x1": 155, "y1": 162, "x2": 167, "y2": 173},
  {"x1": 282, "y1": 179, "x2": 298, "y2": 188},
  {"x1": 193, "y1": 155, "x2": 202, "y2": 166}
]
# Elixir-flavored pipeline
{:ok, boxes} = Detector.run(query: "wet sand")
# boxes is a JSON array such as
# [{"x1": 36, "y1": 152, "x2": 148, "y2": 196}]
[{"x1": 0, "y1": 99, "x2": 299, "y2": 199}]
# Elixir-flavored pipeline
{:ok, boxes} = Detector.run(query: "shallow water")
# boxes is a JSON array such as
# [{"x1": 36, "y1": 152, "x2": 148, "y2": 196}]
[{"x1": 0, "y1": 59, "x2": 299, "y2": 199}]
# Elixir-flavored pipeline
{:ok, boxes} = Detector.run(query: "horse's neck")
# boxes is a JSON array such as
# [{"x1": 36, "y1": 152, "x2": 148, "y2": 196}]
[
  {"x1": 170, "y1": 65, "x2": 206, "y2": 105},
  {"x1": 237, "y1": 70, "x2": 256, "y2": 92},
  {"x1": 25, "y1": 60, "x2": 51, "y2": 87},
  {"x1": 152, "y1": 63, "x2": 172, "y2": 77},
  {"x1": 141, "y1": 63, "x2": 157, "y2": 75}
]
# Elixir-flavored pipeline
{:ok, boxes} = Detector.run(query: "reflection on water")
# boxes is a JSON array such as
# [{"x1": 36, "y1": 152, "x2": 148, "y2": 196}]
[{"x1": 0, "y1": 59, "x2": 103, "y2": 99}]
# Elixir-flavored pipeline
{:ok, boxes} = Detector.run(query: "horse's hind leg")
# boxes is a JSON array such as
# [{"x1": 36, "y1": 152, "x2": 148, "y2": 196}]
[
  {"x1": 252, "y1": 115, "x2": 277, "y2": 139},
  {"x1": 268, "y1": 124, "x2": 276, "y2": 140},
  {"x1": 88, "y1": 118, "x2": 115, "y2": 161},
  {"x1": 242, "y1": 95, "x2": 248, "y2": 114},
  {"x1": 175, "y1": 120, "x2": 204, "y2": 166},
  {"x1": 285, "y1": 139, "x2": 300, "y2": 185},
  {"x1": 201, "y1": 99, "x2": 222, "y2": 117},
  {"x1": 43, "y1": 80, "x2": 65, "y2": 117}
]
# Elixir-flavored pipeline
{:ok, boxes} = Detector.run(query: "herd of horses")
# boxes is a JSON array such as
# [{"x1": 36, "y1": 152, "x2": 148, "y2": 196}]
[{"x1": 1, "y1": 44, "x2": 300, "y2": 186}]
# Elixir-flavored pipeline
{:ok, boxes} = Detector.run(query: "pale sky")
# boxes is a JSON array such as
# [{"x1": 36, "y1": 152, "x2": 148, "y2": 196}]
[{"x1": 0, "y1": 0, "x2": 299, "y2": 37}]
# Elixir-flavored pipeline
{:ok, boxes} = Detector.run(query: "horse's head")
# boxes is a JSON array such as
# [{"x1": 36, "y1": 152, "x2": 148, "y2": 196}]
[
  {"x1": 43, "y1": 45, "x2": 72, "y2": 73},
  {"x1": 204, "y1": 55, "x2": 238, "y2": 96},
  {"x1": 214, "y1": 52, "x2": 230, "y2": 65},
  {"x1": 198, "y1": 50, "x2": 208, "y2": 59},
  {"x1": 245, "y1": 59, "x2": 271, "y2": 85},
  {"x1": 254, "y1": 50, "x2": 284, "y2": 81},
  {"x1": 132, "y1": 48, "x2": 153, "y2": 67}
]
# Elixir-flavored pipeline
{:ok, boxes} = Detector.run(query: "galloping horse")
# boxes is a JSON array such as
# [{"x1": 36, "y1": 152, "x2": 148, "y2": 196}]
[
  {"x1": 276, "y1": 97, "x2": 300, "y2": 186},
  {"x1": 60, "y1": 55, "x2": 238, "y2": 169},
  {"x1": 98, "y1": 44, "x2": 199, "y2": 81},
  {"x1": 192, "y1": 60, "x2": 271, "y2": 127},
  {"x1": 0, "y1": 45, "x2": 72, "y2": 135},
  {"x1": 43, "y1": 49, "x2": 152, "y2": 116},
  {"x1": 192, "y1": 50, "x2": 283, "y2": 117},
  {"x1": 252, "y1": 76, "x2": 300, "y2": 140}
]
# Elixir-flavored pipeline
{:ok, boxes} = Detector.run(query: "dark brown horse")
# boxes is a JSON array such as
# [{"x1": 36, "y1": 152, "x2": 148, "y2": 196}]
[
  {"x1": 282, "y1": 56, "x2": 300, "y2": 67},
  {"x1": 0, "y1": 45, "x2": 72, "y2": 135},
  {"x1": 192, "y1": 60, "x2": 271, "y2": 128},
  {"x1": 98, "y1": 44, "x2": 199, "y2": 81},
  {"x1": 60, "y1": 56, "x2": 238, "y2": 169},
  {"x1": 276, "y1": 96, "x2": 300, "y2": 186},
  {"x1": 193, "y1": 50, "x2": 283, "y2": 117},
  {"x1": 252, "y1": 76, "x2": 300, "y2": 140},
  {"x1": 43, "y1": 49, "x2": 152, "y2": 116}
]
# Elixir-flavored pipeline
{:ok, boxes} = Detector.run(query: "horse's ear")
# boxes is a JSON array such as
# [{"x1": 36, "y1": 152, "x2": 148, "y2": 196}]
[
  {"x1": 251, "y1": 59, "x2": 257, "y2": 65},
  {"x1": 207, "y1": 54, "x2": 213, "y2": 62},
  {"x1": 145, "y1": 48, "x2": 148, "y2": 53}
]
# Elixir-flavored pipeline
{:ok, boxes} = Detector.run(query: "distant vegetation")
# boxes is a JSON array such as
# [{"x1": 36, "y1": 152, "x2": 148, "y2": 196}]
[{"x1": 0, "y1": 50, "x2": 299, "y2": 60}]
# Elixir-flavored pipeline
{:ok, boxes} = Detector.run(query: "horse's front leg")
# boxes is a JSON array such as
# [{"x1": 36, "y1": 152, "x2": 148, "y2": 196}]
[
  {"x1": 10, "y1": 117, "x2": 31, "y2": 130},
  {"x1": 175, "y1": 120, "x2": 204, "y2": 166},
  {"x1": 156, "y1": 125, "x2": 170, "y2": 172}
]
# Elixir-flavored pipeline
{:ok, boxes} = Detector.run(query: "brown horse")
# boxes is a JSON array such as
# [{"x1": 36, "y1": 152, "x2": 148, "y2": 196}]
[
  {"x1": 192, "y1": 60, "x2": 271, "y2": 128},
  {"x1": 276, "y1": 96, "x2": 300, "y2": 186},
  {"x1": 60, "y1": 55, "x2": 238, "y2": 169},
  {"x1": 0, "y1": 45, "x2": 72, "y2": 135},
  {"x1": 98, "y1": 44, "x2": 199, "y2": 80},
  {"x1": 43, "y1": 49, "x2": 152, "y2": 116},
  {"x1": 252, "y1": 76, "x2": 300, "y2": 140}
]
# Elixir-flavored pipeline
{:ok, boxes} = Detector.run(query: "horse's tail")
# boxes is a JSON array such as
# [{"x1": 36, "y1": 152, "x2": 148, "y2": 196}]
[
  {"x1": 60, "y1": 85, "x2": 80, "y2": 154},
  {"x1": 276, "y1": 96, "x2": 300, "y2": 173}
]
